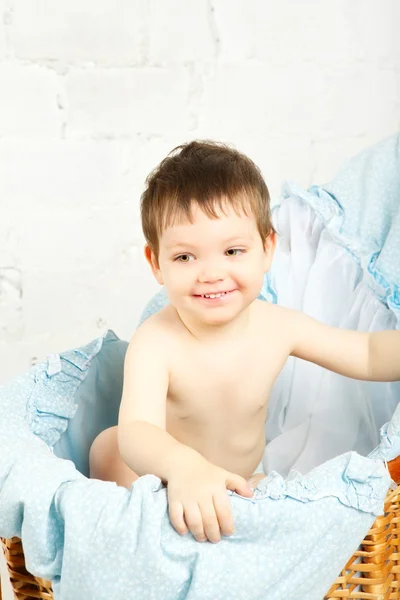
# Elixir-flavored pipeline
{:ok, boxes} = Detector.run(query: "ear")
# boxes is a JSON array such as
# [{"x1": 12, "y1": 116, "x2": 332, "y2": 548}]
[
  {"x1": 263, "y1": 231, "x2": 277, "y2": 273},
  {"x1": 144, "y1": 245, "x2": 164, "y2": 285}
]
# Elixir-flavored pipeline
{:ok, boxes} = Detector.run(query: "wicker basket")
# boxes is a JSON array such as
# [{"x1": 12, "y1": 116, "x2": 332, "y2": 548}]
[{"x1": 1, "y1": 458, "x2": 400, "y2": 600}]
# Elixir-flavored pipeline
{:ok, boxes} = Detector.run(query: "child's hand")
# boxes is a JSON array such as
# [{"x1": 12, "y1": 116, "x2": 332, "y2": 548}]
[{"x1": 167, "y1": 456, "x2": 254, "y2": 544}]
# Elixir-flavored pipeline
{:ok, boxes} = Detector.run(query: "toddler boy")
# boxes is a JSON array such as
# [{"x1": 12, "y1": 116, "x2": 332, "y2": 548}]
[{"x1": 89, "y1": 140, "x2": 400, "y2": 544}]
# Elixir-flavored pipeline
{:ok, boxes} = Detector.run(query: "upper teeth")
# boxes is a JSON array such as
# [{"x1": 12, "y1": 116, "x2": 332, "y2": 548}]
[{"x1": 202, "y1": 292, "x2": 227, "y2": 298}]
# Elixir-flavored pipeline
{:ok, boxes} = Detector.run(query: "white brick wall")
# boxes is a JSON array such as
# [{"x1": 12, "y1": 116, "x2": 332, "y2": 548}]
[
  {"x1": 1, "y1": 0, "x2": 400, "y2": 384},
  {"x1": 66, "y1": 67, "x2": 193, "y2": 136}
]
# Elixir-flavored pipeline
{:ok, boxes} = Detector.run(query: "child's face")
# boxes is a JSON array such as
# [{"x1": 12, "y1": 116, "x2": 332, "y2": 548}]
[{"x1": 145, "y1": 201, "x2": 276, "y2": 326}]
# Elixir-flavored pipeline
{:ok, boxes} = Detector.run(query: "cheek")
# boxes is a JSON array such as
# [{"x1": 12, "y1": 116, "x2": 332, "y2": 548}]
[
  {"x1": 164, "y1": 266, "x2": 192, "y2": 288},
  {"x1": 238, "y1": 259, "x2": 265, "y2": 286},
  {"x1": 236, "y1": 258, "x2": 261, "y2": 277}
]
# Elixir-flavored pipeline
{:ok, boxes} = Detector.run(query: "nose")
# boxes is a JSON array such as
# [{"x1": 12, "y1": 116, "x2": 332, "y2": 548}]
[{"x1": 197, "y1": 261, "x2": 225, "y2": 284}]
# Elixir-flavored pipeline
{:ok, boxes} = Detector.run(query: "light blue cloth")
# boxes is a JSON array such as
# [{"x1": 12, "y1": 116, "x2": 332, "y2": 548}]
[
  {"x1": 273, "y1": 133, "x2": 400, "y2": 323},
  {"x1": 0, "y1": 133, "x2": 399, "y2": 599},
  {"x1": 0, "y1": 351, "x2": 397, "y2": 600},
  {"x1": 49, "y1": 331, "x2": 128, "y2": 477}
]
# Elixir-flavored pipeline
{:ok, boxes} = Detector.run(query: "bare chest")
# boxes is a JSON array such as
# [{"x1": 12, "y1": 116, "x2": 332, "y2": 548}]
[{"x1": 167, "y1": 339, "x2": 287, "y2": 423}]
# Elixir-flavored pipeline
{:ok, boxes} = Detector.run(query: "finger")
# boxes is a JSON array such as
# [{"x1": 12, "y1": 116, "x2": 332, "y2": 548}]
[
  {"x1": 225, "y1": 474, "x2": 254, "y2": 497},
  {"x1": 168, "y1": 501, "x2": 188, "y2": 535},
  {"x1": 199, "y1": 500, "x2": 221, "y2": 544},
  {"x1": 184, "y1": 503, "x2": 206, "y2": 542},
  {"x1": 213, "y1": 492, "x2": 235, "y2": 537}
]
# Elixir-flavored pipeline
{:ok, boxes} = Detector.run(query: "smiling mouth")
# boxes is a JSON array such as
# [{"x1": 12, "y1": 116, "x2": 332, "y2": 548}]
[{"x1": 193, "y1": 290, "x2": 235, "y2": 299}]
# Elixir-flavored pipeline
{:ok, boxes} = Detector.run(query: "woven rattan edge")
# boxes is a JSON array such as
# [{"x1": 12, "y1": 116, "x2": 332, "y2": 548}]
[{"x1": 0, "y1": 537, "x2": 53, "y2": 600}]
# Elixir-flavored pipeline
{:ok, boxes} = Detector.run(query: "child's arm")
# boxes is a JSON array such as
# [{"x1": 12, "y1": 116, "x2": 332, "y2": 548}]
[
  {"x1": 118, "y1": 320, "x2": 252, "y2": 544},
  {"x1": 287, "y1": 309, "x2": 400, "y2": 382},
  {"x1": 118, "y1": 321, "x2": 199, "y2": 482}
]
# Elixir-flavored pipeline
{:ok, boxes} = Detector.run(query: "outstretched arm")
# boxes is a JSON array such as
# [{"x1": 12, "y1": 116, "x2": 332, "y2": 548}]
[
  {"x1": 288, "y1": 309, "x2": 400, "y2": 382},
  {"x1": 369, "y1": 330, "x2": 400, "y2": 381}
]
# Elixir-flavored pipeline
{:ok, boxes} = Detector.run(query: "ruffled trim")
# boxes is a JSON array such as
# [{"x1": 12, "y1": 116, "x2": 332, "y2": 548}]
[
  {"x1": 227, "y1": 452, "x2": 390, "y2": 517},
  {"x1": 26, "y1": 330, "x2": 119, "y2": 448},
  {"x1": 369, "y1": 403, "x2": 400, "y2": 463},
  {"x1": 126, "y1": 454, "x2": 390, "y2": 517},
  {"x1": 274, "y1": 181, "x2": 400, "y2": 327}
]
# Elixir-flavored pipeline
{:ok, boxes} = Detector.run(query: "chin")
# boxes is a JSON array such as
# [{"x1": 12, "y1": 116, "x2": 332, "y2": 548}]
[
  {"x1": 200, "y1": 307, "x2": 244, "y2": 326},
  {"x1": 200, "y1": 314, "x2": 232, "y2": 326}
]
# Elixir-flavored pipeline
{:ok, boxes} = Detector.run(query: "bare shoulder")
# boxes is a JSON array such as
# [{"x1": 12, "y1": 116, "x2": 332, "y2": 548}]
[
  {"x1": 254, "y1": 300, "x2": 296, "y2": 326},
  {"x1": 128, "y1": 304, "x2": 181, "y2": 354},
  {"x1": 253, "y1": 301, "x2": 300, "y2": 344}
]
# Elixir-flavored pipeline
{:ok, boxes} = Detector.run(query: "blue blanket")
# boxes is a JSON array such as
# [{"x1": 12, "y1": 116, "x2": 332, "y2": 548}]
[{"x1": 0, "y1": 357, "x2": 397, "y2": 599}]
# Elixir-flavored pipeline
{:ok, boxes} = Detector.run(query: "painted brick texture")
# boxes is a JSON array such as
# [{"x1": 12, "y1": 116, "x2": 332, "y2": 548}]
[{"x1": 0, "y1": 0, "x2": 399, "y2": 383}]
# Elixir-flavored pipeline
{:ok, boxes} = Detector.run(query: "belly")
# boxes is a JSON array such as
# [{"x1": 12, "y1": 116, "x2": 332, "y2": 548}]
[{"x1": 166, "y1": 402, "x2": 267, "y2": 479}]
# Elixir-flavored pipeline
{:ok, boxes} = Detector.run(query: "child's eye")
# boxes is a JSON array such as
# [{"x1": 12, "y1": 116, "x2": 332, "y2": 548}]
[
  {"x1": 226, "y1": 248, "x2": 245, "y2": 257},
  {"x1": 175, "y1": 254, "x2": 194, "y2": 262}
]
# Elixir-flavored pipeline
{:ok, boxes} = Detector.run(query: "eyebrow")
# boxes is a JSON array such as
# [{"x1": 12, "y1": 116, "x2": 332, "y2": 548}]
[{"x1": 167, "y1": 237, "x2": 252, "y2": 250}]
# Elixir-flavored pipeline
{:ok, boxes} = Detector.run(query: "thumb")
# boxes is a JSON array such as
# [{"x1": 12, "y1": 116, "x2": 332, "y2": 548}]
[{"x1": 226, "y1": 474, "x2": 254, "y2": 497}]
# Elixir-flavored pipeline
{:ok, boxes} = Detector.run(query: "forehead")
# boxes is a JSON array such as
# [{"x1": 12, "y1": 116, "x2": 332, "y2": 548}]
[{"x1": 160, "y1": 203, "x2": 258, "y2": 247}]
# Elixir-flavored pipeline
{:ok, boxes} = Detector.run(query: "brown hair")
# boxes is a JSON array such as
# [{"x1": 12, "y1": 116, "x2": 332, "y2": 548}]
[{"x1": 140, "y1": 140, "x2": 275, "y2": 263}]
